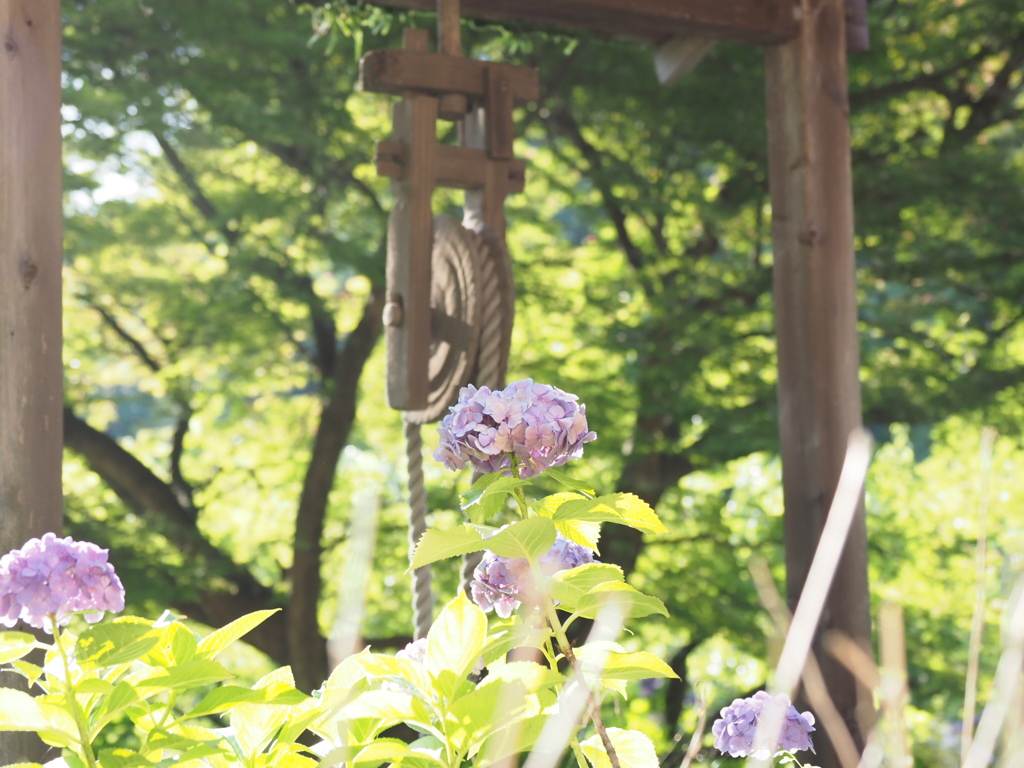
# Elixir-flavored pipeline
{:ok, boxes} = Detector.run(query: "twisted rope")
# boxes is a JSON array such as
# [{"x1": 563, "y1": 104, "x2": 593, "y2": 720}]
[{"x1": 404, "y1": 417, "x2": 434, "y2": 639}]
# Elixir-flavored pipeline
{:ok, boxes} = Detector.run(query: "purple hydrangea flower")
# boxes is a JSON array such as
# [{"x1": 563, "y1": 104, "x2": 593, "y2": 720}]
[
  {"x1": 470, "y1": 532, "x2": 596, "y2": 618},
  {"x1": 0, "y1": 533, "x2": 125, "y2": 632},
  {"x1": 712, "y1": 691, "x2": 815, "y2": 758},
  {"x1": 396, "y1": 637, "x2": 428, "y2": 664},
  {"x1": 434, "y1": 379, "x2": 596, "y2": 478}
]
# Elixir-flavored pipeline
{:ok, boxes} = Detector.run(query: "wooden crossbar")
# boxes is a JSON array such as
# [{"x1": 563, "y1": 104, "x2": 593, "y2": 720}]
[{"x1": 361, "y1": 0, "x2": 798, "y2": 45}]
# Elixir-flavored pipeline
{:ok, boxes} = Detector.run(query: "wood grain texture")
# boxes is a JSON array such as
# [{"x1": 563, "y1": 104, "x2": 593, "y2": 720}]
[
  {"x1": 436, "y1": 0, "x2": 468, "y2": 120},
  {"x1": 366, "y1": 0, "x2": 797, "y2": 44},
  {"x1": 485, "y1": 67, "x2": 513, "y2": 160},
  {"x1": 385, "y1": 97, "x2": 438, "y2": 410},
  {"x1": 0, "y1": 0, "x2": 63, "y2": 759},
  {"x1": 375, "y1": 141, "x2": 525, "y2": 193},
  {"x1": 765, "y1": 0, "x2": 874, "y2": 763},
  {"x1": 360, "y1": 49, "x2": 540, "y2": 103}
]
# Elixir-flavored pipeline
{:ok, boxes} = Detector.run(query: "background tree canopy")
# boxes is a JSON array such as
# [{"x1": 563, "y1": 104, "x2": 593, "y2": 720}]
[{"x1": 60, "y1": 0, "x2": 1024, "y2": 762}]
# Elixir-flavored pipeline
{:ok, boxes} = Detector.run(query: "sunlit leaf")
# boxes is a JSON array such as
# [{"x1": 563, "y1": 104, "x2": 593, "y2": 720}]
[
  {"x1": 196, "y1": 609, "x2": 279, "y2": 660},
  {"x1": 553, "y1": 494, "x2": 667, "y2": 534},
  {"x1": 486, "y1": 517, "x2": 557, "y2": 560},
  {"x1": 574, "y1": 582, "x2": 668, "y2": 619},
  {"x1": 0, "y1": 632, "x2": 36, "y2": 665},
  {"x1": 426, "y1": 593, "x2": 487, "y2": 688},
  {"x1": 581, "y1": 728, "x2": 659, "y2": 768},
  {"x1": 410, "y1": 525, "x2": 486, "y2": 569}
]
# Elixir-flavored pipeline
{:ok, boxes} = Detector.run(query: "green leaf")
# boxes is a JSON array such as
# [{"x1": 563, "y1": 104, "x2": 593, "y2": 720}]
[
  {"x1": 542, "y1": 468, "x2": 595, "y2": 497},
  {"x1": 410, "y1": 525, "x2": 486, "y2": 569},
  {"x1": 181, "y1": 685, "x2": 270, "y2": 720},
  {"x1": 76, "y1": 679, "x2": 115, "y2": 695},
  {"x1": 595, "y1": 651, "x2": 679, "y2": 681},
  {"x1": 446, "y1": 679, "x2": 529, "y2": 752},
  {"x1": 9, "y1": 661, "x2": 43, "y2": 688},
  {"x1": 550, "y1": 564, "x2": 625, "y2": 609},
  {"x1": 461, "y1": 474, "x2": 532, "y2": 524},
  {"x1": 533, "y1": 494, "x2": 602, "y2": 551},
  {"x1": 581, "y1": 728, "x2": 659, "y2": 768},
  {"x1": 0, "y1": 632, "x2": 36, "y2": 664},
  {"x1": 97, "y1": 749, "x2": 151, "y2": 768},
  {"x1": 138, "y1": 659, "x2": 233, "y2": 691},
  {"x1": 338, "y1": 690, "x2": 425, "y2": 723},
  {"x1": 553, "y1": 494, "x2": 667, "y2": 534},
  {"x1": 352, "y1": 738, "x2": 446, "y2": 768},
  {"x1": 0, "y1": 688, "x2": 50, "y2": 731},
  {"x1": 486, "y1": 517, "x2": 557, "y2": 560},
  {"x1": 96, "y1": 681, "x2": 139, "y2": 725},
  {"x1": 555, "y1": 520, "x2": 602, "y2": 552},
  {"x1": 0, "y1": 688, "x2": 77, "y2": 747},
  {"x1": 574, "y1": 582, "x2": 669, "y2": 619},
  {"x1": 532, "y1": 492, "x2": 583, "y2": 517},
  {"x1": 77, "y1": 623, "x2": 160, "y2": 667},
  {"x1": 483, "y1": 660, "x2": 564, "y2": 691},
  {"x1": 426, "y1": 593, "x2": 487, "y2": 688},
  {"x1": 196, "y1": 609, "x2": 279, "y2": 659}
]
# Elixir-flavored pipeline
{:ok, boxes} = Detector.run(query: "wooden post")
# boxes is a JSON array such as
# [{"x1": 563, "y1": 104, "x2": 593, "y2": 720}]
[
  {"x1": 765, "y1": 0, "x2": 874, "y2": 763},
  {"x1": 384, "y1": 95, "x2": 438, "y2": 410},
  {"x1": 0, "y1": 0, "x2": 63, "y2": 762}
]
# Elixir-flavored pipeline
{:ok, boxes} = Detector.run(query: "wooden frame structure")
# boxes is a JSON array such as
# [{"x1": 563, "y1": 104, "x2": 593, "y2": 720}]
[{"x1": 0, "y1": 0, "x2": 871, "y2": 765}]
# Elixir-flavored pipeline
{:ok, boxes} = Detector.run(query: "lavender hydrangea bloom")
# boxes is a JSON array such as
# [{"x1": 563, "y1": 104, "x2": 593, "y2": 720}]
[
  {"x1": 712, "y1": 691, "x2": 815, "y2": 759},
  {"x1": 434, "y1": 379, "x2": 596, "y2": 478},
  {"x1": 396, "y1": 637, "x2": 428, "y2": 664},
  {"x1": 470, "y1": 532, "x2": 595, "y2": 618},
  {"x1": 0, "y1": 533, "x2": 125, "y2": 631}
]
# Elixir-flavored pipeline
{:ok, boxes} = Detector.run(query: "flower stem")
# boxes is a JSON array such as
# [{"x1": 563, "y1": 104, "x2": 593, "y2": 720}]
[
  {"x1": 52, "y1": 618, "x2": 99, "y2": 768},
  {"x1": 509, "y1": 457, "x2": 529, "y2": 517},
  {"x1": 541, "y1": 602, "x2": 621, "y2": 768},
  {"x1": 570, "y1": 737, "x2": 589, "y2": 768}
]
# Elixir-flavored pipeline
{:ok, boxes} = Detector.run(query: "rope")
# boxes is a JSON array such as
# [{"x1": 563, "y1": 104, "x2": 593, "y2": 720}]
[{"x1": 404, "y1": 417, "x2": 434, "y2": 639}]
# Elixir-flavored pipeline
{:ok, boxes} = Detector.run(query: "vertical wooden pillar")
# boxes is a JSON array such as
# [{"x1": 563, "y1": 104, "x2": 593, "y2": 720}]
[
  {"x1": 0, "y1": 0, "x2": 63, "y2": 762},
  {"x1": 765, "y1": 0, "x2": 873, "y2": 763}
]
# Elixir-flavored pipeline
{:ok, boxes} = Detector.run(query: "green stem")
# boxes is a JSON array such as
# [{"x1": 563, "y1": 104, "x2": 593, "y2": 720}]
[
  {"x1": 509, "y1": 457, "x2": 529, "y2": 517},
  {"x1": 139, "y1": 691, "x2": 178, "y2": 754},
  {"x1": 570, "y1": 737, "x2": 589, "y2": 768},
  {"x1": 53, "y1": 618, "x2": 99, "y2": 768}
]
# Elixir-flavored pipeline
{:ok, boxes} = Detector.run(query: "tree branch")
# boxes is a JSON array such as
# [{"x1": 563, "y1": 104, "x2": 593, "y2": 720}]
[
  {"x1": 85, "y1": 297, "x2": 164, "y2": 373},
  {"x1": 63, "y1": 407, "x2": 290, "y2": 663},
  {"x1": 287, "y1": 285, "x2": 385, "y2": 692},
  {"x1": 545, "y1": 106, "x2": 650, "y2": 280}
]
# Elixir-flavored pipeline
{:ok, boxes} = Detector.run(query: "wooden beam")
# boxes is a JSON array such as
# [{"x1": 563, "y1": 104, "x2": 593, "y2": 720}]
[
  {"x1": 366, "y1": 0, "x2": 797, "y2": 45},
  {"x1": 384, "y1": 96, "x2": 438, "y2": 410},
  {"x1": 764, "y1": 0, "x2": 874, "y2": 764},
  {"x1": 653, "y1": 36, "x2": 717, "y2": 85},
  {"x1": 0, "y1": 0, "x2": 63, "y2": 760},
  {"x1": 360, "y1": 49, "x2": 539, "y2": 104},
  {"x1": 375, "y1": 141, "x2": 525, "y2": 193}
]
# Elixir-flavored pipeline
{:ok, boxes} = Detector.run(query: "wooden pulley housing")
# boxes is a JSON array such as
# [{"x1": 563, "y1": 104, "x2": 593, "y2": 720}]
[
  {"x1": 402, "y1": 215, "x2": 480, "y2": 425},
  {"x1": 360, "y1": 9, "x2": 538, "y2": 417}
]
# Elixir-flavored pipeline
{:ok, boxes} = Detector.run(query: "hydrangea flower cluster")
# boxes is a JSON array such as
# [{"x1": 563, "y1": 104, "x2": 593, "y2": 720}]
[
  {"x1": 712, "y1": 691, "x2": 815, "y2": 758},
  {"x1": 0, "y1": 533, "x2": 125, "y2": 631},
  {"x1": 434, "y1": 379, "x2": 596, "y2": 478},
  {"x1": 471, "y1": 533, "x2": 596, "y2": 618},
  {"x1": 396, "y1": 637, "x2": 428, "y2": 664}
]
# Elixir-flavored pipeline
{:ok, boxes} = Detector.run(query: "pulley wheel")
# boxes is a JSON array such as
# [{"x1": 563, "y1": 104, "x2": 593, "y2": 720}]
[{"x1": 404, "y1": 215, "x2": 482, "y2": 425}]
